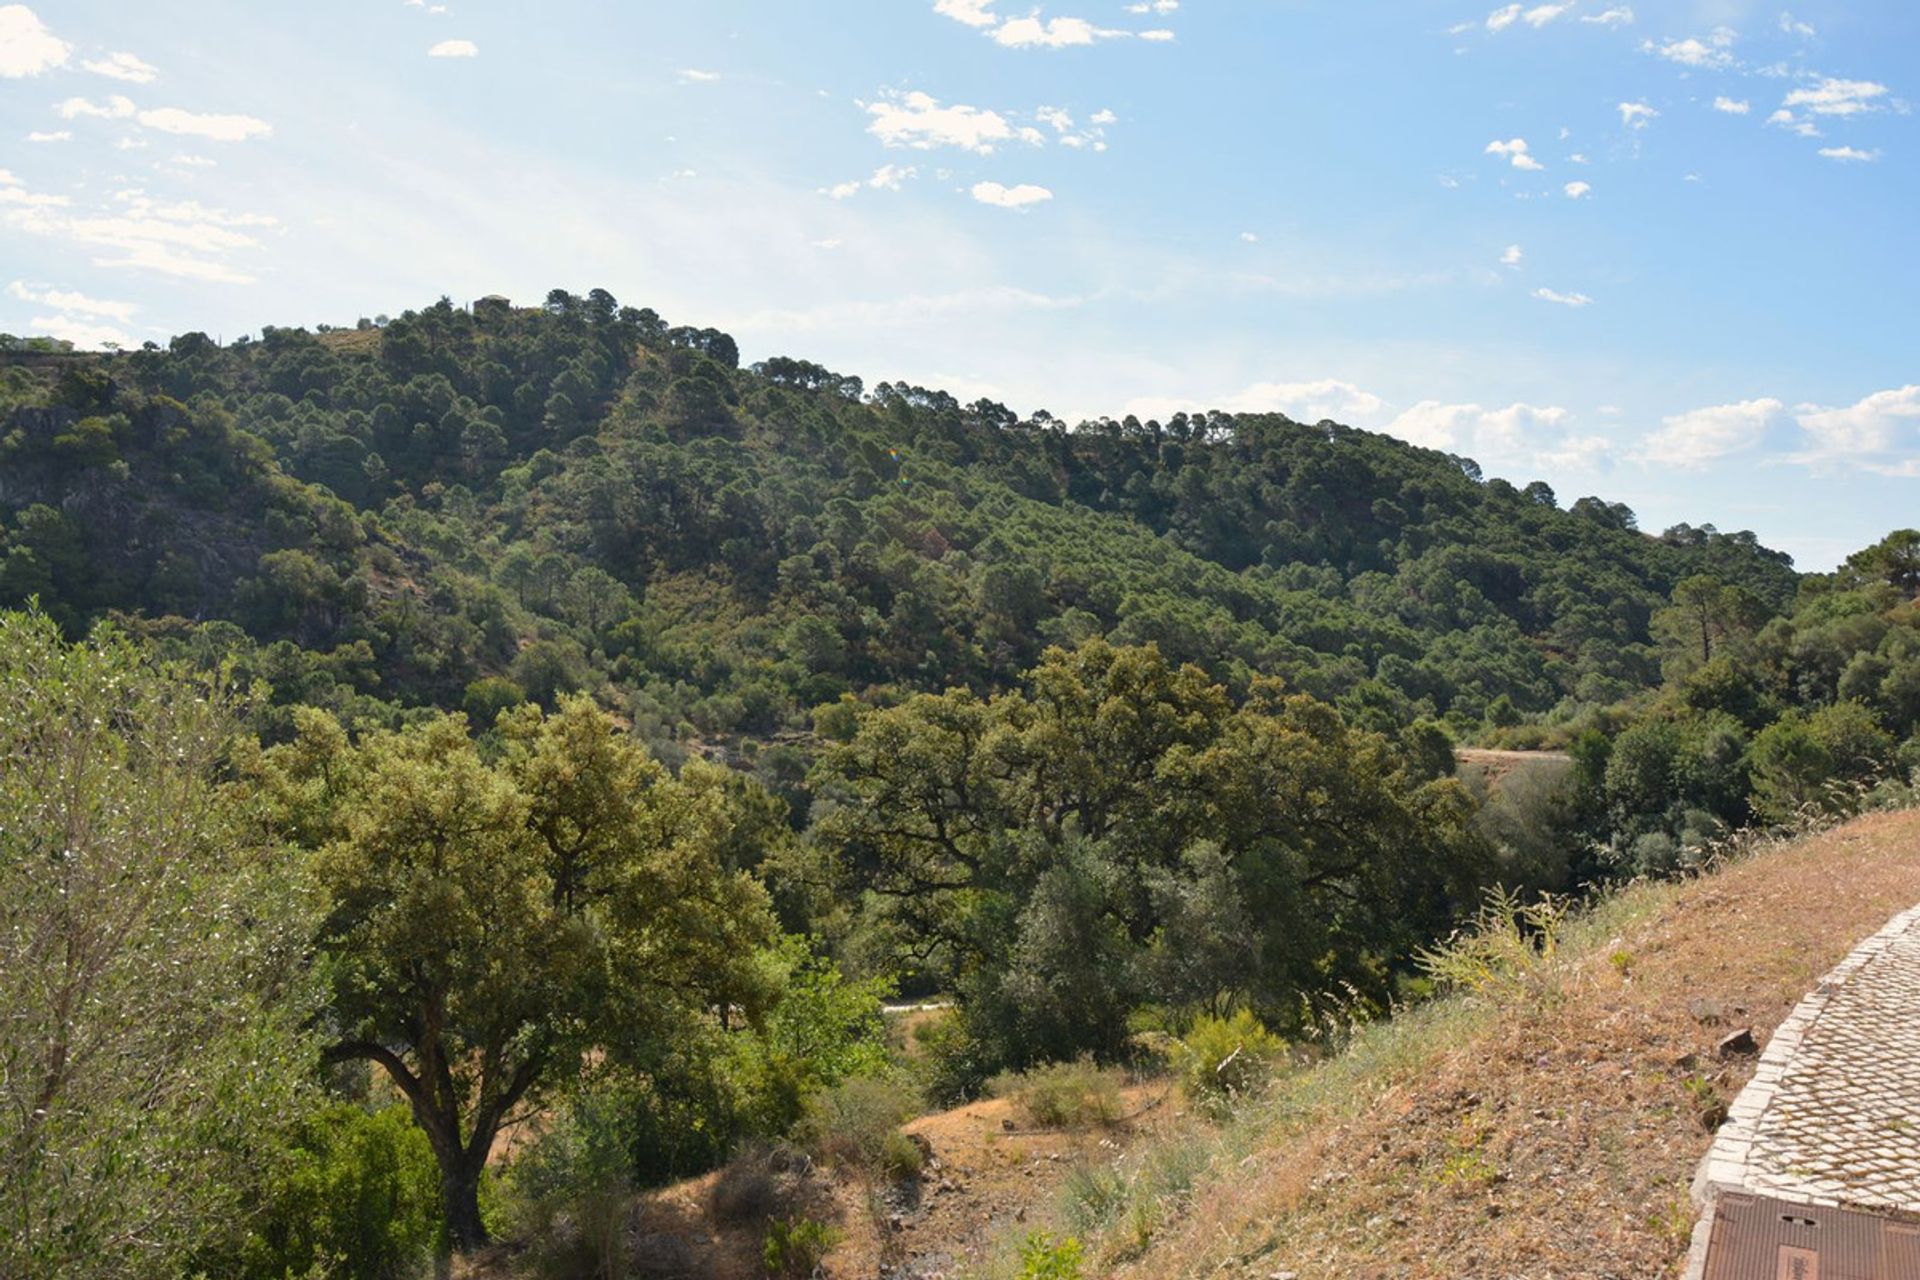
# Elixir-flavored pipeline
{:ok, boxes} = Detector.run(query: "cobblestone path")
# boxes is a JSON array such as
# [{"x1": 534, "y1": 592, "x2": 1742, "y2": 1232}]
[{"x1": 1687, "y1": 903, "x2": 1920, "y2": 1274}]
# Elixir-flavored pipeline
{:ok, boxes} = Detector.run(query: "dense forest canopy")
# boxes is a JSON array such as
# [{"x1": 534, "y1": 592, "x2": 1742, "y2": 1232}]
[
  {"x1": 4, "y1": 289, "x2": 1919, "y2": 1273},
  {"x1": 0, "y1": 288, "x2": 1796, "y2": 752}
]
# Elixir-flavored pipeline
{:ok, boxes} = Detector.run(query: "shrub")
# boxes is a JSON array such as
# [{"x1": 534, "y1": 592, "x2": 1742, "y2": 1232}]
[
  {"x1": 796, "y1": 1076, "x2": 921, "y2": 1180},
  {"x1": 1171, "y1": 1010, "x2": 1286, "y2": 1113},
  {"x1": 762, "y1": 1216, "x2": 842, "y2": 1278},
  {"x1": 989, "y1": 1058, "x2": 1126, "y2": 1128},
  {"x1": 1017, "y1": 1231, "x2": 1087, "y2": 1280},
  {"x1": 220, "y1": 1103, "x2": 441, "y2": 1280},
  {"x1": 882, "y1": 1129, "x2": 927, "y2": 1180},
  {"x1": 709, "y1": 1143, "x2": 809, "y2": 1227},
  {"x1": 498, "y1": 1085, "x2": 636, "y2": 1280}
]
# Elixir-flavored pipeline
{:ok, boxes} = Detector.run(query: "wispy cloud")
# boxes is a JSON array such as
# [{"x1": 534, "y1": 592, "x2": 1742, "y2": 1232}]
[
  {"x1": 1645, "y1": 27, "x2": 1737, "y2": 69},
  {"x1": 1618, "y1": 100, "x2": 1659, "y2": 129},
  {"x1": 1533, "y1": 286, "x2": 1593, "y2": 307},
  {"x1": 426, "y1": 38, "x2": 477, "y2": 57},
  {"x1": 82, "y1": 51, "x2": 158, "y2": 83},
  {"x1": 1784, "y1": 78, "x2": 1890, "y2": 117},
  {"x1": 1636, "y1": 397, "x2": 1790, "y2": 467}
]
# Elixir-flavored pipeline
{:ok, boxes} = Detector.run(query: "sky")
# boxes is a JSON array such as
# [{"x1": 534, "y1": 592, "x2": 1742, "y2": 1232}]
[{"x1": 2, "y1": 1, "x2": 1916, "y2": 570}]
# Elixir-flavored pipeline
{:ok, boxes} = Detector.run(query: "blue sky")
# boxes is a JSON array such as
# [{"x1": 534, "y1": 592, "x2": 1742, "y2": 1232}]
[{"x1": 2, "y1": 1, "x2": 1915, "y2": 569}]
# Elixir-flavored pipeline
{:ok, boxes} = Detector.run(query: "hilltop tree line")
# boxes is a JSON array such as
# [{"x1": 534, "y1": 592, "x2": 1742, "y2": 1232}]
[{"x1": 2, "y1": 291, "x2": 1916, "y2": 1275}]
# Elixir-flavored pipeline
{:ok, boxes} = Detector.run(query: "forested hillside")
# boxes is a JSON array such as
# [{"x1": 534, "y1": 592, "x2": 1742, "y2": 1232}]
[
  {"x1": 0, "y1": 289, "x2": 1794, "y2": 752},
  {"x1": 4, "y1": 292, "x2": 1918, "y2": 1277}
]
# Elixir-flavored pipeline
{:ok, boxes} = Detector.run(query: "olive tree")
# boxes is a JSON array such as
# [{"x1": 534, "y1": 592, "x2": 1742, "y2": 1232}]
[{"x1": 0, "y1": 609, "x2": 315, "y2": 1279}]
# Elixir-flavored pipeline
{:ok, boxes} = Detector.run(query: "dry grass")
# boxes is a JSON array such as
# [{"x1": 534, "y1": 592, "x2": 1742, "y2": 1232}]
[{"x1": 1059, "y1": 808, "x2": 1920, "y2": 1280}]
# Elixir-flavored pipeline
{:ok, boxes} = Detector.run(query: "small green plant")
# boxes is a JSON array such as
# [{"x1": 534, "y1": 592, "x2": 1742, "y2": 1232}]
[
  {"x1": 763, "y1": 1215, "x2": 843, "y2": 1278},
  {"x1": 1416, "y1": 885, "x2": 1572, "y2": 999},
  {"x1": 1017, "y1": 1230, "x2": 1086, "y2": 1280},
  {"x1": 1171, "y1": 1009, "x2": 1286, "y2": 1113},
  {"x1": 881, "y1": 1128, "x2": 926, "y2": 1180},
  {"x1": 1683, "y1": 1074, "x2": 1728, "y2": 1131},
  {"x1": 989, "y1": 1057, "x2": 1127, "y2": 1128}
]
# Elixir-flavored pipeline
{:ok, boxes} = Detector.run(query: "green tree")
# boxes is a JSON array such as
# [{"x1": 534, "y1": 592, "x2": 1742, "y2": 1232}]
[
  {"x1": 247, "y1": 695, "x2": 777, "y2": 1252},
  {"x1": 0, "y1": 610, "x2": 316, "y2": 1279}
]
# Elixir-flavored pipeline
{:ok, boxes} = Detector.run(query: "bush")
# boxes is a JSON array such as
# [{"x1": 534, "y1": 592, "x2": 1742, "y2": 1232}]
[
  {"x1": 710, "y1": 1143, "x2": 808, "y2": 1227},
  {"x1": 1171, "y1": 1010, "x2": 1286, "y2": 1113},
  {"x1": 498, "y1": 1085, "x2": 636, "y2": 1280},
  {"x1": 1017, "y1": 1231, "x2": 1087, "y2": 1280},
  {"x1": 989, "y1": 1058, "x2": 1126, "y2": 1128},
  {"x1": 796, "y1": 1076, "x2": 922, "y2": 1181},
  {"x1": 219, "y1": 1103, "x2": 441, "y2": 1280},
  {"x1": 762, "y1": 1216, "x2": 842, "y2": 1278}
]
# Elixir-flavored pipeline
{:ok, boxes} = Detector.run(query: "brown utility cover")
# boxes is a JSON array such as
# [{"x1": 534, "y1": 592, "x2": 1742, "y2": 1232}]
[{"x1": 1703, "y1": 1192, "x2": 1920, "y2": 1280}]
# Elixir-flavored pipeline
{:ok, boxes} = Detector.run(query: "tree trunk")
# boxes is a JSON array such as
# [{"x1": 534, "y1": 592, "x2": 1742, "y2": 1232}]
[{"x1": 441, "y1": 1153, "x2": 488, "y2": 1253}]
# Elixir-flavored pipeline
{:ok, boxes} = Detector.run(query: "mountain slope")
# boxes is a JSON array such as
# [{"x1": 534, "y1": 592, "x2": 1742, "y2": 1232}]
[{"x1": 0, "y1": 290, "x2": 1797, "y2": 770}]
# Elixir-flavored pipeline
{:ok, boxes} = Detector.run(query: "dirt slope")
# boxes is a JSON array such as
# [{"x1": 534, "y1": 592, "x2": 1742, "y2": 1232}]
[{"x1": 1106, "y1": 808, "x2": 1920, "y2": 1280}]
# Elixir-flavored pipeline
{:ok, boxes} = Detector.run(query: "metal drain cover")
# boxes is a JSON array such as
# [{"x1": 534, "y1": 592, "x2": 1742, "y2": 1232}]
[{"x1": 1703, "y1": 1193, "x2": 1920, "y2": 1279}]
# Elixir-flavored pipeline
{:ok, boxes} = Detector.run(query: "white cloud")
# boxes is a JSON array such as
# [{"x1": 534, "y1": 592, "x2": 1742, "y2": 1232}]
[
  {"x1": 1618, "y1": 101, "x2": 1659, "y2": 129},
  {"x1": 426, "y1": 38, "x2": 477, "y2": 57},
  {"x1": 1564, "y1": 180, "x2": 1592, "y2": 198},
  {"x1": 1486, "y1": 5, "x2": 1523, "y2": 32},
  {"x1": 0, "y1": 4, "x2": 69, "y2": 77},
  {"x1": 1636, "y1": 397, "x2": 1789, "y2": 467},
  {"x1": 1533, "y1": 286, "x2": 1593, "y2": 307},
  {"x1": 994, "y1": 16, "x2": 1123, "y2": 48},
  {"x1": 1138, "y1": 28, "x2": 1176, "y2": 41},
  {"x1": 1501, "y1": 243, "x2": 1523, "y2": 266},
  {"x1": 1385, "y1": 400, "x2": 1606, "y2": 470},
  {"x1": 1126, "y1": 379, "x2": 1387, "y2": 424},
  {"x1": 1519, "y1": 3, "x2": 1575, "y2": 29},
  {"x1": 867, "y1": 90, "x2": 1023, "y2": 153},
  {"x1": 1582, "y1": 7, "x2": 1635, "y2": 27},
  {"x1": 1795, "y1": 387, "x2": 1920, "y2": 469},
  {"x1": 1784, "y1": 78, "x2": 1889, "y2": 117},
  {"x1": 934, "y1": 0, "x2": 1000, "y2": 27},
  {"x1": 970, "y1": 180, "x2": 1053, "y2": 208},
  {"x1": 678, "y1": 68, "x2": 720, "y2": 83},
  {"x1": 56, "y1": 94, "x2": 136, "y2": 119},
  {"x1": 1090, "y1": 108, "x2": 1117, "y2": 125},
  {"x1": 1126, "y1": 0, "x2": 1178, "y2": 11},
  {"x1": 168, "y1": 152, "x2": 216, "y2": 167},
  {"x1": 4, "y1": 186, "x2": 274, "y2": 283},
  {"x1": 1818, "y1": 145, "x2": 1880, "y2": 162},
  {"x1": 28, "y1": 315, "x2": 132, "y2": 348},
  {"x1": 1646, "y1": 27, "x2": 1737, "y2": 68},
  {"x1": 136, "y1": 106, "x2": 272, "y2": 142},
  {"x1": 1485, "y1": 137, "x2": 1544, "y2": 170},
  {"x1": 1767, "y1": 107, "x2": 1821, "y2": 138},
  {"x1": 1714, "y1": 96, "x2": 1751, "y2": 114},
  {"x1": 1778, "y1": 12, "x2": 1815, "y2": 39},
  {"x1": 25, "y1": 129, "x2": 68, "y2": 142},
  {"x1": 7, "y1": 279, "x2": 138, "y2": 321},
  {"x1": 1240, "y1": 231, "x2": 1259, "y2": 243},
  {"x1": 1036, "y1": 105, "x2": 1074, "y2": 133},
  {"x1": 82, "y1": 51, "x2": 157, "y2": 83},
  {"x1": 0, "y1": 184, "x2": 69, "y2": 207},
  {"x1": 822, "y1": 163, "x2": 918, "y2": 199}
]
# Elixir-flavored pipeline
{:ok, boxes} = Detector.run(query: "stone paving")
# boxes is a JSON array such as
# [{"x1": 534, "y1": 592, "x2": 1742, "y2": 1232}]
[{"x1": 1686, "y1": 902, "x2": 1920, "y2": 1274}]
